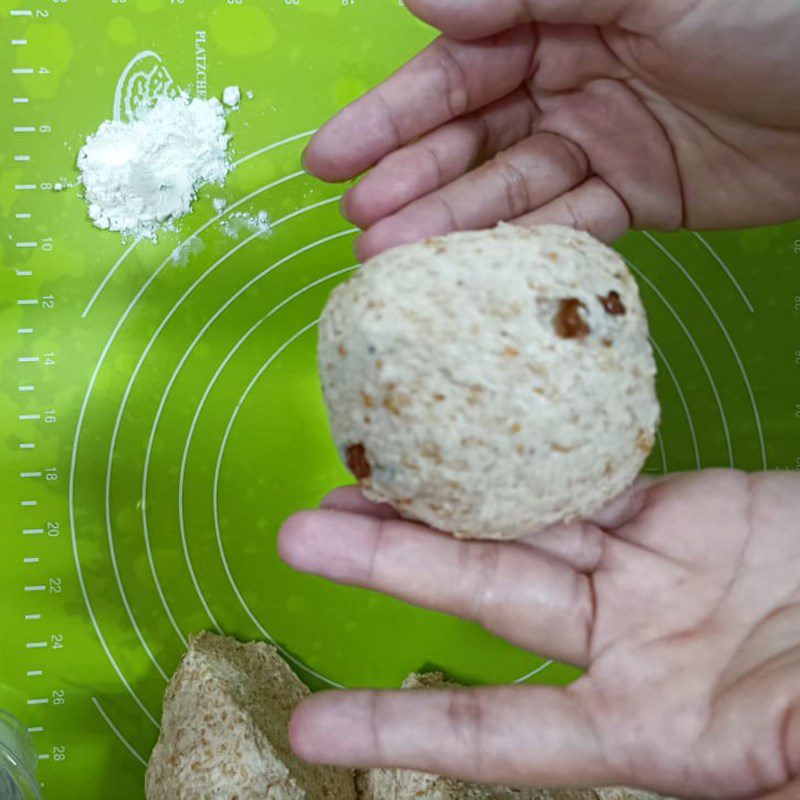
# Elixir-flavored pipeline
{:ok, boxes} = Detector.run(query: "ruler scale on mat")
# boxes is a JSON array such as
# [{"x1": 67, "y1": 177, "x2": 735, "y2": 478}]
[{"x1": 1, "y1": 1, "x2": 799, "y2": 798}]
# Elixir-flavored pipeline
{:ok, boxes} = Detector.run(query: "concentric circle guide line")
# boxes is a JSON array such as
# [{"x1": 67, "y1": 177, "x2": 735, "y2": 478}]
[
  {"x1": 210, "y1": 315, "x2": 343, "y2": 685},
  {"x1": 232, "y1": 129, "x2": 316, "y2": 168},
  {"x1": 654, "y1": 429, "x2": 668, "y2": 474},
  {"x1": 82, "y1": 235, "x2": 145, "y2": 318},
  {"x1": 91, "y1": 697, "x2": 148, "y2": 768},
  {"x1": 81, "y1": 126, "x2": 317, "y2": 319},
  {"x1": 70, "y1": 471, "x2": 161, "y2": 728},
  {"x1": 70, "y1": 135, "x2": 321, "y2": 721},
  {"x1": 142, "y1": 228, "x2": 357, "y2": 648},
  {"x1": 626, "y1": 258, "x2": 734, "y2": 466},
  {"x1": 650, "y1": 337, "x2": 701, "y2": 470},
  {"x1": 105, "y1": 194, "x2": 343, "y2": 678},
  {"x1": 186, "y1": 269, "x2": 360, "y2": 689},
  {"x1": 514, "y1": 660, "x2": 554, "y2": 685},
  {"x1": 642, "y1": 232, "x2": 765, "y2": 469},
  {"x1": 692, "y1": 232, "x2": 755, "y2": 314}
]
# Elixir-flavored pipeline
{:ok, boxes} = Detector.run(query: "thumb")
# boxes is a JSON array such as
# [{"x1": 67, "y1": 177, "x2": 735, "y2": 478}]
[{"x1": 406, "y1": 0, "x2": 633, "y2": 39}]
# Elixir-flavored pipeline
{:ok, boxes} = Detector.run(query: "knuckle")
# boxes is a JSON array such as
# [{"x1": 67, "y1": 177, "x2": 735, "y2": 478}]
[
  {"x1": 374, "y1": 86, "x2": 404, "y2": 147},
  {"x1": 492, "y1": 154, "x2": 531, "y2": 218},
  {"x1": 561, "y1": 193, "x2": 589, "y2": 232},
  {"x1": 536, "y1": 131, "x2": 589, "y2": 183},
  {"x1": 418, "y1": 141, "x2": 446, "y2": 187},
  {"x1": 437, "y1": 194, "x2": 461, "y2": 231},
  {"x1": 445, "y1": 690, "x2": 484, "y2": 764},
  {"x1": 436, "y1": 41, "x2": 472, "y2": 118}
]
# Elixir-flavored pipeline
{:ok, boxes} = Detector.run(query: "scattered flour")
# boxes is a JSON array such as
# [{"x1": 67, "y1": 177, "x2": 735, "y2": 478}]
[
  {"x1": 170, "y1": 237, "x2": 206, "y2": 265},
  {"x1": 220, "y1": 209, "x2": 271, "y2": 239},
  {"x1": 222, "y1": 85, "x2": 241, "y2": 109},
  {"x1": 77, "y1": 94, "x2": 231, "y2": 239}
]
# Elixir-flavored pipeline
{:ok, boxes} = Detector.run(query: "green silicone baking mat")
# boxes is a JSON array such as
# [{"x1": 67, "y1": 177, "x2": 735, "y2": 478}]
[{"x1": 1, "y1": 1, "x2": 799, "y2": 797}]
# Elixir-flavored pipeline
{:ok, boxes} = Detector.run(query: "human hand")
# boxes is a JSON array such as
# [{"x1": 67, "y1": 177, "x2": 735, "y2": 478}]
[
  {"x1": 279, "y1": 470, "x2": 800, "y2": 799},
  {"x1": 304, "y1": 0, "x2": 800, "y2": 260}
]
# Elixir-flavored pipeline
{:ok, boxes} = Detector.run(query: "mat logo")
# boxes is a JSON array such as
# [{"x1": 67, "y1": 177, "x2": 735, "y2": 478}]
[{"x1": 113, "y1": 50, "x2": 179, "y2": 123}]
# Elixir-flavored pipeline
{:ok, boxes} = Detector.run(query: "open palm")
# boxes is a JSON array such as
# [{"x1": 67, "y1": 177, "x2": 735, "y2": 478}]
[
  {"x1": 280, "y1": 470, "x2": 800, "y2": 799},
  {"x1": 303, "y1": 0, "x2": 800, "y2": 259}
]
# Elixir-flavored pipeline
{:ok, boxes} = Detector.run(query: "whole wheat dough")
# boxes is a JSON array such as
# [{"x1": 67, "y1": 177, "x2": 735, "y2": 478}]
[
  {"x1": 145, "y1": 632, "x2": 357, "y2": 800},
  {"x1": 318, "y1": 224, "x2": 659, "y2": 540},
  {"x1": 358, "y1": 673, "x2": 671, "y2": 800}
]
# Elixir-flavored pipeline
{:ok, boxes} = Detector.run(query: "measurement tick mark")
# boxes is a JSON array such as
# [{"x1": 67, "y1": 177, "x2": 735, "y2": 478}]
[
  {"x1": 12, "y1": 68, "x2": 34, "y2": 75},
  {"x1": 10, "y1": 10, "x2": 33, "y2": 16},
  {"x1": 15, "y1": 185, "x2": 36, "y2": 190},
  {"x1": 13, "y1": 97, "x2": 30, "y2": 104},
  {"x1": 20, "y1": 443, "x2": 36, "y2": 449},
  {"x1": 23, "y1": 528, "x2": 44, "y2": 535},
  {"x1": 27, "y1": 671, "x2": 43, "y2": 677},
  {"x1": 18, "y1": 355, "x2": 40, "y2": 361},
  {"x1": 27, "y1": 727, "x2": 43, "y2": 734},
  {"x1": 18, "y1": 328, "x2": 34, "y2": 334},
  {"x1": 19, "y1": 386, "x2": 35, "y2": 392},
  {"x1": 11, "y1": 39, "x2": 27, "y2": 45},
  {"x1": 21, "y1": 500, "x2": 38, "y2": 507},
  {"x1": 16, "y1": 213, "x2": 32, "y2": 219},
  {"x1": 37, "y1": 754, "x2": 50, "y2": 760},
  {"x1": 26, "y1": 642, "x2": 47, "y2": 649},
  {"x1": 14, "y1": 155, "x2": 31, "y2": 161},
  {"x1": 23, "y1": 557, "x2": 40, "y2": 564},
  {"x1": 25, "y1": 614, "x2": 41, "y2": 620},
  {"x1": 17, "y1": 300, "x2": 37, "y2": 306},
  {"x1": 20, "y1": 471, "x2": 43, "y2": 478},
  {"x1": 24, "y1": 585, "x2": 45, "y2": 592},
  {"x1": 16, "y1": 270, "x2": 33, "y2": 277},
  {"x1": 19, "y1": 415, "x2": 41, "y2": 421}
]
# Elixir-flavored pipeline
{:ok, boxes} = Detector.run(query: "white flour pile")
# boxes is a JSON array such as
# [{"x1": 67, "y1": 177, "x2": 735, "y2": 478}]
[{"x1": 77, "y1": 94, "x2": 231, "y2": 238}]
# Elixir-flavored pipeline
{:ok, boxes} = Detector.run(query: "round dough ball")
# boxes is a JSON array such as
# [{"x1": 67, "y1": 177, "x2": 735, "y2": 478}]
[{"x1": 318, "y1": 224, "x2": 659, "y2": 540}]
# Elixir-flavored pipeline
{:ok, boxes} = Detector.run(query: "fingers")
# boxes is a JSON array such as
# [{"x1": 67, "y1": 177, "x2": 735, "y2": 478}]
[
  {"x1": 342, "y1": 89, "x2": 537, "y2": 229},
  {"x1": 355, "y1": 132, "x2": 589, "y2": 260},
  {"x1": 279, "y1": 509, "x2": 593, "y2": 665},
  {"x1": 320, "y1": 485, "x2": 400, "y2": 520},
  {"x1": 585, "y1": 476, "x2": 655, "y2": 529},
  {"x1": 510, "y1": 176, "x2": 631, "y2": 243},
  {"x1": 303, "y1": 28, "x2": 535, "y2": 182},
  {"x1": 322, "y1": 484, "x2": 606, "y2": 573},
  {"x1": 521, "y1": 520, "x2": 605, "y2": 573},
  {"x1": 318, "y1": 479, "x2": 650, "y2": 575},
  {"x1": 405, "y1": 0, "x2": 632, "y2": 40},
  {"x1": 290, "y1": 683, "x2": 616, "y2": 788}
]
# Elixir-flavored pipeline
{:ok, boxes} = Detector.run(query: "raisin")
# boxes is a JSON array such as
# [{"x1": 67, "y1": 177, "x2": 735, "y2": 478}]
[
  {"x1": 346, "y1": 444, "x2": 371, "y2": 479},
  {"x1": 554, "y1": 298, "x2": 590, "y2": 339},
  {"x1": 598, "y1": 290, "x2": 626, "y2": 315}
]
